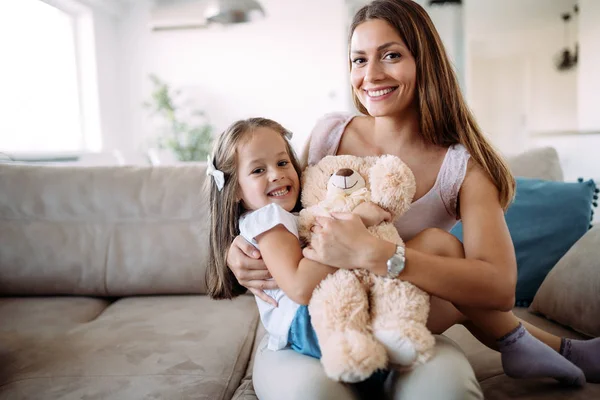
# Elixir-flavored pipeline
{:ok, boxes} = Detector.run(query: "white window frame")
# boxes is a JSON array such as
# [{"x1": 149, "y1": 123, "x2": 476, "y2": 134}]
[{"x1": 4, "y1": 0, "x2": 104, "y2": 161}]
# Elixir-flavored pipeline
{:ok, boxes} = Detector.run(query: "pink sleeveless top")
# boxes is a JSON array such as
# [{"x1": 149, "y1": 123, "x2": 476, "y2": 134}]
[{"x1": 307, "y1": 112, "x2": 471, "y2": 241}]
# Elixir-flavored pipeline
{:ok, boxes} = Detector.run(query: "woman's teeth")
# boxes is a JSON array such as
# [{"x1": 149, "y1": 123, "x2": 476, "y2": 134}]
[
  {"x1": 269, "y1": 187, "x2": 289, "y2": 197},
  {"x1": 368, "y1": 87, "x2": 395, "y2": 97}
]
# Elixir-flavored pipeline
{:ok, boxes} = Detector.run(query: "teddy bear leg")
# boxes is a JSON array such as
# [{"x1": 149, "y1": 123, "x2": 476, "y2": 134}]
[
  {"x1": 370, "y1": 277, "x2": 436, "y2": 367},
  {"x1": 308, "y1": 270, "x2": 387, "y2": 383}
]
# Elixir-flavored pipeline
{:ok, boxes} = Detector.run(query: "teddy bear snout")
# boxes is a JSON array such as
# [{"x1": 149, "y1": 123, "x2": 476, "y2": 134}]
[
  {"x1": 327, "y1": 168, "x2": 366, "y2": 194},
  {"x1": 335, "y1": 168, "x2": 354, "y2": 177}
]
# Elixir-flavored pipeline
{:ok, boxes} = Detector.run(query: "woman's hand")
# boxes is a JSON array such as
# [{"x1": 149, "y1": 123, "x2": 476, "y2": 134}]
[
  {"x1": 303, "y1": 212, "x2": 383, "y2": 269},
  {"x1": 352, "y1": 202, "x2": 391, "y2": 227},
  {"x1": 227, "y1": 236, "x2": 279, "y2": 306}
]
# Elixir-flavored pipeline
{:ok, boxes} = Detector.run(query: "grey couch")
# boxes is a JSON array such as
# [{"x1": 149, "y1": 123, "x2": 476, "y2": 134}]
[{"x1": 1, "y1": 147, "x2": 598, "y2": 399}]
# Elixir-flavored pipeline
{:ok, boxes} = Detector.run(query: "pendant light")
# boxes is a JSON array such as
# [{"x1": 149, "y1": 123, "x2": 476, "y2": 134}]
[{"x1": 204, "y1": 0, "x2": 265, "y2": 25}]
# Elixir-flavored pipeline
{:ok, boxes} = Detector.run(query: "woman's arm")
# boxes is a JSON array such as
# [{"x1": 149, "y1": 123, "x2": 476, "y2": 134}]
[
  {"x1": 257, "y1": 225, "x2": 337, "y2": 305},
  {"x1": 226, "y1": 236, "x2": 278, "y2": 306},
  {"x1": 304, "y1": 163, "x2": 517, "y2": 311}
]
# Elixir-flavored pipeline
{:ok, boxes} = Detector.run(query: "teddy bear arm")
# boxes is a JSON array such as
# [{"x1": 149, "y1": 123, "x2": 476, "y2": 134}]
[{"x1": 298, "y1": 208, "x2": 318, "y2": 243}]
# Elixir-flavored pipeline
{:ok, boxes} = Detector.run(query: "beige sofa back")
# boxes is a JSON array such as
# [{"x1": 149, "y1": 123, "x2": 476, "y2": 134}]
[{"x1": 0, "y1": 164, "x2": 210, "y2": 296}]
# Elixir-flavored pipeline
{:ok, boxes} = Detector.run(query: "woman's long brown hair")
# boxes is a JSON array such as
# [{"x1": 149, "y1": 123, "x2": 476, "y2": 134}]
[
  {"x1": 350, "y1": 0, "x2": 515, "y2": 209},
  {"x1": 205, "y1": 118, "x2": 303, "y2": 300}
]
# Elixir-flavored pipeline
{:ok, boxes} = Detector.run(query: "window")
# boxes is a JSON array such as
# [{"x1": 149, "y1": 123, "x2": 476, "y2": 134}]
[{"x1": 0, "y1": 0, "x2": 97, "y2": 155}]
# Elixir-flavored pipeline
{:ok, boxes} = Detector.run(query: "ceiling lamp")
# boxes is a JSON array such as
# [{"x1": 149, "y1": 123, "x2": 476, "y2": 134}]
[{"x1": 204, "y1": 0, "x2": 265, "y2": 25}]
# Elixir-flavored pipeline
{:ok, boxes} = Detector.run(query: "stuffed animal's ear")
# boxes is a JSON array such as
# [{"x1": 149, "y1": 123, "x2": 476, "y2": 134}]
[{"x1": 369, "y1": 155, "x2": 416, "y2": 218}]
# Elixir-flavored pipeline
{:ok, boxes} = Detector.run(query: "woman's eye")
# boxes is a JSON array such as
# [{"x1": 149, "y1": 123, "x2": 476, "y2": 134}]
[
  {"x1": 384, "y1": 52, "x2": 401, "y2": 60},
  {"x1": 278, "y1": 160, "x2": 289, "y2": 167},
  {"x1": 352, "y1": 57, "x2": 366, "y2": 65},
  {"x1": 251, "y1": 168, "x2": 264, "y2": 174}
]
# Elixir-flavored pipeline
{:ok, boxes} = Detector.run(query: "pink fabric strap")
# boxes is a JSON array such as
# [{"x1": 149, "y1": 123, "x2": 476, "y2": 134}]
[
  {"x1": 439, "y1": 144, "x2": 470, "y2": 217},
  {"x1": 307, "y1": 112, "x2": 354, "y2": 166}
]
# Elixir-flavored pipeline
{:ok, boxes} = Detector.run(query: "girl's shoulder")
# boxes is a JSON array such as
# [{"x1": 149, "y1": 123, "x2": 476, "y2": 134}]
[{"x1": 239, "y1": 204, "x2": 299, "y2": 247}]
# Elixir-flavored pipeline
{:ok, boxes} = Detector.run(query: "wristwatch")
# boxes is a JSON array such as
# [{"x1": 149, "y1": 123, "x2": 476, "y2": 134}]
[{"x1": 386, "y1": 244, "x2": 406, "y2": 279}]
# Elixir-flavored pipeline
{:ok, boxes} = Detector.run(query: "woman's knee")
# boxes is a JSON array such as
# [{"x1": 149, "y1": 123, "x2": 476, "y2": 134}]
[
  {"x1": 407, "y1": 227, "x2": 464, "y2": 258},
  {"x1": 385, "y1": 335, "x2": 483, "y2": 400}
]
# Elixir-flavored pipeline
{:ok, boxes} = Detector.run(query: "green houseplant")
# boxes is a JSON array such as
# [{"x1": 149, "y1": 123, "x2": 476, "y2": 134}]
[{"x1": 144, "y1": 75, "x2": 214, "y2": 162}]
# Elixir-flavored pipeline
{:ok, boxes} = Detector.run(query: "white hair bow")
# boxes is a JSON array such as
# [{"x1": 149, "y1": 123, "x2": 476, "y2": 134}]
[
  {"x1": 284, "y1": 130, "x2": 293, "y2": 140},
  {"x1": 206, "y1": 155, "x2": 225, "y2": 191}
]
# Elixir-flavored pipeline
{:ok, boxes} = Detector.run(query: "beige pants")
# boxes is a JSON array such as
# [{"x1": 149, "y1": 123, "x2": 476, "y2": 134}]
[{"x1": 253, "y1": 334, "x2": 483, "y2": 400}]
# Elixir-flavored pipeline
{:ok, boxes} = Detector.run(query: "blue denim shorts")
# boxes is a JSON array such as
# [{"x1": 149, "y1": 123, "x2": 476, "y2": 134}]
[{"x1": 288, "y1": 305, "x2": 321, "y2": 359}]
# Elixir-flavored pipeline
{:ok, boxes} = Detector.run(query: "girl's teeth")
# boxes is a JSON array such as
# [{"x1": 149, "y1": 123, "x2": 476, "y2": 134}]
[
  {"x1": 269, "y1": 188, "x2": 289, "y2": 196},
  {"x1": 368, "y1": 88, "x2": 394, "y2": 97}
]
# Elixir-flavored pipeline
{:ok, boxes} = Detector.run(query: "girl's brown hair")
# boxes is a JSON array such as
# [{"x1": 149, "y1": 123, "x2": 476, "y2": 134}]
[
  {"x1": 350, "y1": 0, "x2": 515, "y2": 209},
  {"x1": 205, "y1": 118, "x2": 303, "y2": 300}
]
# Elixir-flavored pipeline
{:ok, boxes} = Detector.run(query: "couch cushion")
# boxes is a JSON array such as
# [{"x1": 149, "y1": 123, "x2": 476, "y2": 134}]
[
  {"x1": 231, "y1": 323, "x2": 265, "y2": 400},
  {"x1": 0, "y1": 295, "x2": 259, "y2": 400},
  {"x1": 506, "y1": 146, "x2": 564, "y2": 181},
  {"x1": 530, "y1": 225, "x2": 600, "y2": 337},
  {"x1": 0, "y1": 164, "x2": 210, "y2": 296},
  {"x1": 0, "y1": 297, "x2": 111, "y2": 335},
  {"x1": 479, "y1": 374, "x2": 600, "y2": 400}
]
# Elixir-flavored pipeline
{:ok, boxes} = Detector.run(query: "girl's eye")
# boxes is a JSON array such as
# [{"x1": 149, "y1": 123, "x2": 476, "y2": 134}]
[
  {"x1": 278, "y1": 160, "x2": 289, "y2": 167},
  {"x1": 352, "y1": 57, "x2": 366, "y2": 66},
  {"x1": 251, "y1": 168, "x2": 264, "y2": 174},
  {"x1": 384, "y1": 52, "x2": 401, "y2": 60}
]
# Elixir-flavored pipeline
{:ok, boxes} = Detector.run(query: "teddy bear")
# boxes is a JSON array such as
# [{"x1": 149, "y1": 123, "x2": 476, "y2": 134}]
[{"x1": 298, "y1": 154, "x2": 436, "y2": 383}]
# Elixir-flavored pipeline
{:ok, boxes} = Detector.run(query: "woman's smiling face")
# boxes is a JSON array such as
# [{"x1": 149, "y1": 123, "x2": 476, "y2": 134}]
[{"x1": 350, "y1": 19, "x2": 417, "y2": 117}]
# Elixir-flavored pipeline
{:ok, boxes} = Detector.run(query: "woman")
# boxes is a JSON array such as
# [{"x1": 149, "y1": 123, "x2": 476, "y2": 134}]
[{"x1": 227, "y1": 1, "x2": 597, "y2": 398}]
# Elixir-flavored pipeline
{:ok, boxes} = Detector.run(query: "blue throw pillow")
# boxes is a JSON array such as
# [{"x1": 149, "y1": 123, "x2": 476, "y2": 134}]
[{"x1": 451, "y1": 177, "x2": 597, "y2": 306}]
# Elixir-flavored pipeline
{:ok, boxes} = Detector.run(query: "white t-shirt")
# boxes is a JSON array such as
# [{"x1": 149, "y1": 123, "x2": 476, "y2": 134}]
[{"x1": 239, "y1": 203, "x2": 301, "y2": 351}]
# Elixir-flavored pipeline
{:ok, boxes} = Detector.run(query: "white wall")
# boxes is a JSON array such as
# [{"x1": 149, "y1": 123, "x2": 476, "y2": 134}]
[
  {"x1": 578, "y1": 0, "x2": 600, "y2": 130},
  {"x1": 536, "y1": 0, "x2": 600, "y2": 190},
  {"x1": 112, "y1": 0, "x2": 351, "y2": 154},
  {"x1": 92, "y1": 0, "x2": 599, "y2": 184},
  {"x1": 466, "y1": 11, "x2": 579, "y2": 140},
  {"x1": 465, "y1": 0, "x2": 600, "y2": 185},
  {"x1": 427, "y1": 4, "x2": 465, "y2": 90},
  {"x1": 92, "y1": 9, "x2": 128, "y2": 151}
]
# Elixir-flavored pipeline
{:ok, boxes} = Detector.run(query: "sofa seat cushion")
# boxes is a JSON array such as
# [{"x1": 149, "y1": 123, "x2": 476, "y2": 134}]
[
  {"x1": 0, "y1": 295, "x2": 259, "y2": 400},
  {"x1": 479, "y1": 373, "x2": 600, "y2": 399},
  {"x1": 0, "y1": 297, "x2": 111, "y2": 335}
]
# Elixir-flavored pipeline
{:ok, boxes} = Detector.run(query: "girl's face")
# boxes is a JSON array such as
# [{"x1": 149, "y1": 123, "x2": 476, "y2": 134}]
[
  {"x1": 350, "y1": 19, "x2": 417, "y2": 117},
  {"x1": 236, "y1": 128, "x2": 300, "y2": 212}
]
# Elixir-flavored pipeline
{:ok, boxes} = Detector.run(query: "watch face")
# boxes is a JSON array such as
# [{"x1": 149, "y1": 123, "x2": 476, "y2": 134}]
[{"x1": 387, "y1": 254, "x2": 405, "y2": 277}]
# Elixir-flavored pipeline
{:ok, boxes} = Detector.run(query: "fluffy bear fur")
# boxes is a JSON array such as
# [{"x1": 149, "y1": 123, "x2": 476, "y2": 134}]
[{"x1": 299, "y1": 155, "x2": 436, "y2": 383}]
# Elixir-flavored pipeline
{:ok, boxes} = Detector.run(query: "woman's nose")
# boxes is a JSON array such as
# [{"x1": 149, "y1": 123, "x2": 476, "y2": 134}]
[{"x1": 365, "y1": 60, "x2": 384, "y2": 82}]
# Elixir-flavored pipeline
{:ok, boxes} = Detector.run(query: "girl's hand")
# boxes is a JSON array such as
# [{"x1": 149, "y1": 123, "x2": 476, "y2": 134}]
[
  {"x1": 303, "y1": 212, "x2": 380, "y2": 269},
  {"x1": 352, "y1": 202, "x2": 391, "y2": 227},
  {"x1": 227, "y1": 236, "x2": 279, "y2": 306}
]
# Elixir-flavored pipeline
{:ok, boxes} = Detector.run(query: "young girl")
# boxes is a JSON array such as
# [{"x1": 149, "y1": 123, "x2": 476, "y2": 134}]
[{"x1": 206, "y1": 117, "x2": 587, "y2": 386}]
